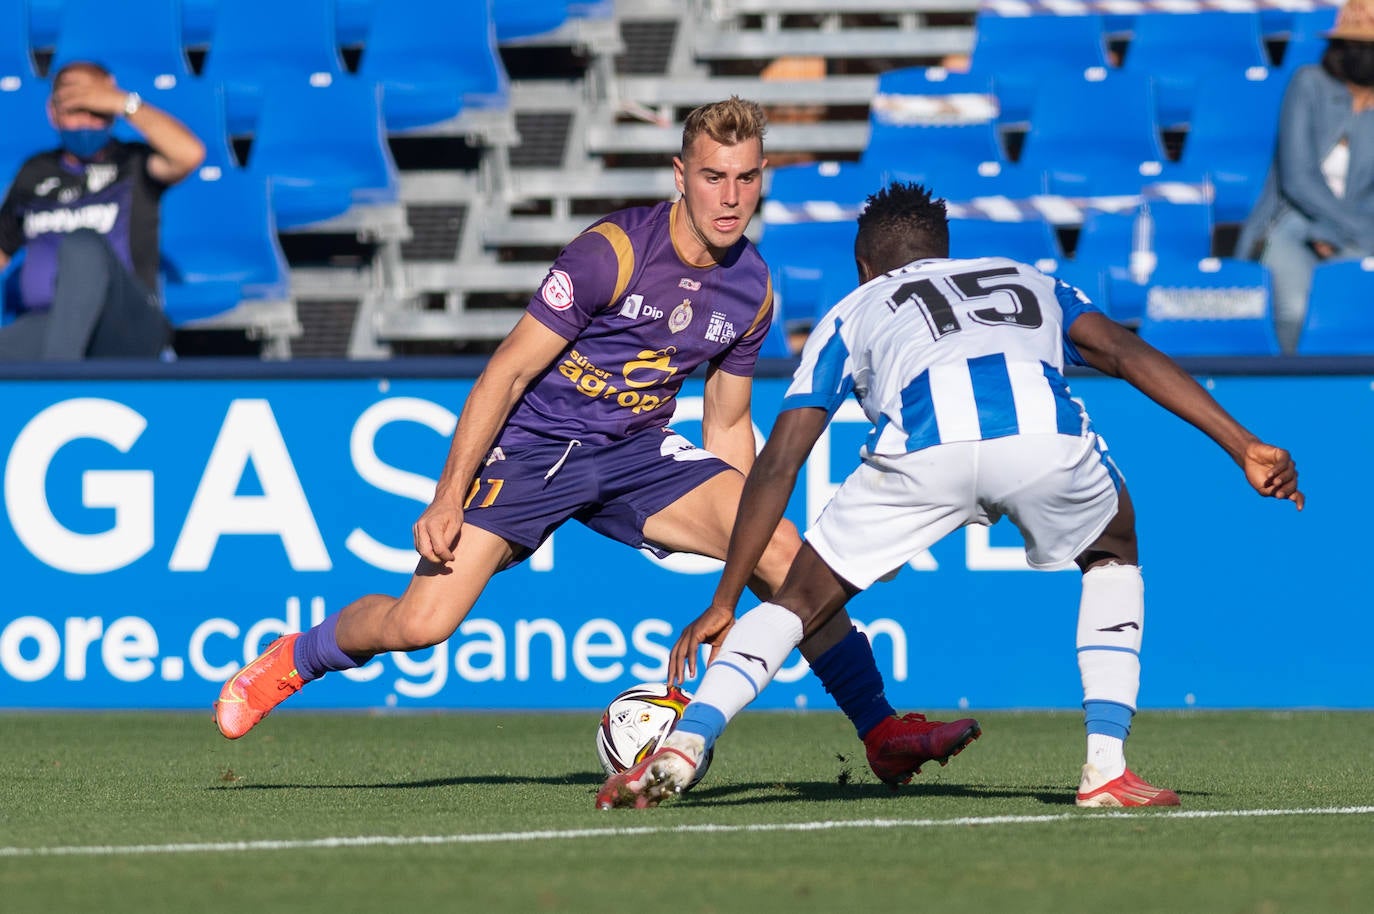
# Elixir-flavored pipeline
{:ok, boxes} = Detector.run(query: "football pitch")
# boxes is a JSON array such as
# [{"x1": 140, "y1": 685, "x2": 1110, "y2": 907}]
[{"x1": 3, "y1": 710, "x2": 1371, "y2": 914}]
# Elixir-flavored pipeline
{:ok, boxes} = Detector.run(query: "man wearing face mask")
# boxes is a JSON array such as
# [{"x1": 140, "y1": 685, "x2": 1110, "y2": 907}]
[
  {"x1": 0, "y1": 61, "x2": 204, "y2": 360},
  {"x1": 1238, "y1": 0, "x2": 1374, "y2": 354}
]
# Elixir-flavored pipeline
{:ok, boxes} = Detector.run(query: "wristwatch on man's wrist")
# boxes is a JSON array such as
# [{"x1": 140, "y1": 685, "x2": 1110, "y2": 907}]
[{"x1": 122, "y1": 91, "x2": 143, "y2": 117}]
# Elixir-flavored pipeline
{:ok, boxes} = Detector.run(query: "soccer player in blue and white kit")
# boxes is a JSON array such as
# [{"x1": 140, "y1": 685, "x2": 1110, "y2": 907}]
[
  {"x1": 598, "y1": 182, "x2": 1304, "y2": 810},
  {"x1": 213, "y1": 102, "x2": 979, "y2": 784}
]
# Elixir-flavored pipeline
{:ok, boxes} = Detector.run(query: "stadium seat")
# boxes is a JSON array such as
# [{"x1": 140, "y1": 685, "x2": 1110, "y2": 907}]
[
  {"x1": 1287, "y1": 7, "x2": 1340, "y2": 42},
  {"x1": 160, "y1": 167, "x2": 291, "y2": 325},
  {"x1": 494, "y1": 0, "x2": 569, "y2": 42},
  {"x1": 1296, "y1": 259, "x2": 1374, "y2": 355},
  {"x1": 26, "y1": 0, "x2": 61, "y2": 48},
  {"x1": 864, "y1": 68, "x2": 1005, "y2": 182},
  {"x1": 112, "y1": 77, "x2": 237, "y2": 170},
  {"x1": 0, "y1": 80, "x2": 56, "y2": 187},
  {"x1": 1162, "y1": 70, "x2": 1284, "y2": 224},
  {"x1": 335, "y1": 0, "x2": 375, "y2": 46},
  {"x1": 51, "y1": 0, "x2": 190, "y2": 85},
  {"x1": 1017, "y1": 71, "x2": 1166, "y2": 197},
  {"x1": 1072, "y1": 202, "x2": 1214, "y2": 324},
  {"x1": 948, "y1": 217, "x2": 1062, "y2": 273},
  {"x1": 759, "y1": 161, "x2": 874, "y2": 331},
  {"x1": 181, "y1": 0, "x2": 216, "y2": 46},
  {"x1": 358, "y1": 0, "x2": 509, "y2": 131},
  {"x1": 200, "y1": 0, "x2": 345, "y2": 136},
  {"x1": 1137, "y1": 258, "x2": 1280, "y2": 356},
  {"x1": 1120, "y1": 12, "x2": 1269, "y2": 127},
  {"x1": 0, "y1": 0, "x2": 37, "y2": 84},
  {"x1": 969, "y1": 13, "x2": 1109, "y2": 125},
  {"x1": 1278, "y1": 37, "x2": 1328, "y2": 74},
  {"x1": 246, "y1": 77, "x2": 399, "y2": 229}
]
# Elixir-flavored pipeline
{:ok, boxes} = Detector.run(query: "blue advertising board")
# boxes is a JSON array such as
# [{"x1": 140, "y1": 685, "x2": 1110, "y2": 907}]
[{"x1": 0, "y1": 370, "x2": 1367, "y2": 710}]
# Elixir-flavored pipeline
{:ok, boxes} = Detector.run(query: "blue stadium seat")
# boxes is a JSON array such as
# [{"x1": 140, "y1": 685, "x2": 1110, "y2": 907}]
[
  {"x1": 1120, "y1": 12, "x2": 1269, "y2": 127},
  {"x1": 759, "y1": 161, "x2": 873, "y2": 331},
  {"x1": 1288, "y1": 7, "x2": 1339, "y2": 41},
  {"x1": 1017, "y1": 71, "x2": 1166, "y2": 197},
  {"x1": 358, "y1": 0, "x2": 509, "y2": 131},
  {"x1": 335, "y1": 0, "x2": 375, "y2": 46},
  {"x1": 970, "y1": 13, "x2": 1109, "y2": 125},
  {"x1": 1137, "y1": 258, "x2": 1280, "y2": 356},
  {"x1": 160, "y1": 168, "x2": 291, "y2": 325},
  {"x1": 200, "y1": 0, "x2": 345, "y2": 136},
  {"x1": 1278, "y1": 37, "x2": 1328, "y2": 74},
  {"x1": 948, "y1": 217, "x2": 1062, "y2": 272},
  {"x1": 0, "y1": 80, "x2": 56, "y2": 187},
  {"x1": 26, "y1": 0, "x2": 61, "y2": 48},
  {"x1": 1072, "y1": 202, "x2": 1214, "y2": 324},
  {"x1": 1163, "y1": 70, "x2": 1284, "y2": 223},
  {"x1": 1296, "y1": 259, "x2": 1374, "y2": 355},
  {"x1": 865, "y1": 68, "x2": 1005, "y2": 182},
  {"x1": 246, "y1": 77, "x2": 398, "y2": 229},
  {"x1": 494, "y1": 0, "x2": 569, "y2": 42},
  {"x1": 51, "y1": 0, "x2": 190, "y2": 85},
  {"x1": 0, "y1": 0, "x2": 37, "y2": 83},
  {"x1": 181, "y1": 0, "x2": 217, "y2": 46},
  {"x1": 113, "y1": 77, "x2": 237, "y2": 170}
]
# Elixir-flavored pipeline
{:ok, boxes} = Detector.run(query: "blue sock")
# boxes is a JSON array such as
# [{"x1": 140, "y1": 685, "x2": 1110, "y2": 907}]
[
  {"x1": 808, "y1": 626, "x2": 896, "y2": 739},
  {"x1": 1084, "y1": 699, "x2": 1134, "y2": 740},
  {"x1": 293, "y1": 614, "x2": 362, "y2": 682},
  {"x1": 675, "y1": 702, "x2": 729, "y2": 751}
]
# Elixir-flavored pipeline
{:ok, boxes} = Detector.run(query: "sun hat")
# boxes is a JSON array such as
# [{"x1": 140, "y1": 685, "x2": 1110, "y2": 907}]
[{"x1": 1328, "y1": 0, "x2": 1374, "y2": 41}]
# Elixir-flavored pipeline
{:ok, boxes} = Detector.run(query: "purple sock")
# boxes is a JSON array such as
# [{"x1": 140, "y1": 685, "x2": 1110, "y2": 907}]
[{"x1": 293, "y1": 614, "x2": 363, "y2": 682}]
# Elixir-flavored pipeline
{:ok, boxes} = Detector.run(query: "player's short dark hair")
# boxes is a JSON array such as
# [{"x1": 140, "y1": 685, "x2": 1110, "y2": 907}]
[
  {"x1": 680, "y1": 96, "x2": 767, "y2": 160},
  {"x1": 854, "y1": 181, "x2": 950, "y2": 276}
]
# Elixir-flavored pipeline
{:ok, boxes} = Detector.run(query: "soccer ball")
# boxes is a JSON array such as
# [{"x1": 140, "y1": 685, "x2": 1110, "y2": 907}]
[{"x1": 595, "y1": 682, "x2": 713, "y2": 790}]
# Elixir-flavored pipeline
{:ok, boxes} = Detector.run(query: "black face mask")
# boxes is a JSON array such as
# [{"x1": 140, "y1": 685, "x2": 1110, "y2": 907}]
[{"x1": 1337, "y1": 40, "x2": 1374, "y2": 88}]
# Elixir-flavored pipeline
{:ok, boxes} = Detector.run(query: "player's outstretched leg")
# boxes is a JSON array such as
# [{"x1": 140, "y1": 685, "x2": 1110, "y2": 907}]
[
  {"x1": 1076, "y1": 765, "x2": 1180, "y2": 808},
  {"x1": 213, "y1": 634, "x2": 308, "y2": 739},
  {"x1": 863, "y1": 713, "x2": 982, "y2": 786},
  {"x1": 596, "y1": 742, "x2": 702, "y2": 810}
]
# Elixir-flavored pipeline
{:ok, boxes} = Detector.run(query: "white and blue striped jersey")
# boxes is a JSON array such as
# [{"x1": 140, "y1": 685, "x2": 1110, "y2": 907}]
[{"x1": 784, "y1": 256, "x2": 1102, "y2": 456}]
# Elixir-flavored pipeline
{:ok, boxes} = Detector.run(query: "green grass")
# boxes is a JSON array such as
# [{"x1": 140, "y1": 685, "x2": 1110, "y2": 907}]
[{"x1": 2, "y1": 710, "x2": 1371, "y2": 914}]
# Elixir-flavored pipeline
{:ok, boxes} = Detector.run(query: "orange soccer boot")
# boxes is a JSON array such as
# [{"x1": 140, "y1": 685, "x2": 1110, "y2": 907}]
[{"x1": 213, "y1": 633, "x2": 307, "y2": 739}]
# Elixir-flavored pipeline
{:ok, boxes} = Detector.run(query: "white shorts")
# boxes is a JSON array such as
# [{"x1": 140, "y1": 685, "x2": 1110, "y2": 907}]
[{"x1": 805, "y1": 433, "x2": 1123, "y2": 589}]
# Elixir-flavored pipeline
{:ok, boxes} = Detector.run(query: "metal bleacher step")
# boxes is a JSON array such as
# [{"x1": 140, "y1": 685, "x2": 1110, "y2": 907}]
[
  {"x1": 691, "y1": 27, "x2": 974, "y2": 62},
  {"x1": 586, "y1": 120, "x2": 871, "y2": 157},
  {"x1": 616, "y1": 74, "x2": 879, "y2": 110}
]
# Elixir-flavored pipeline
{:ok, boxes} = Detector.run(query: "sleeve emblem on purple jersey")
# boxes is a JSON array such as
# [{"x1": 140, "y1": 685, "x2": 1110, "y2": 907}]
[
  {"x1": 668, "y1": 299, "x2": 693, "y2": 333},
  {"x1": 541, "y1": 269, "x2": 575, "y2": 310}
]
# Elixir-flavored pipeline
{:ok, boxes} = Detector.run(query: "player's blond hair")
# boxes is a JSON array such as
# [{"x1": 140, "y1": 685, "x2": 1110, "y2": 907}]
[{"x1": 680, "y1": 96, "x2": 767, "y2": 160}]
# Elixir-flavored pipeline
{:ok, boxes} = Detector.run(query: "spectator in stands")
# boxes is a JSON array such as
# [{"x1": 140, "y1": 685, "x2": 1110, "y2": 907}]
[
  {"x1": 1238, "y1": 0, "x2": 1374, "y2": 354},
  {"x1": 0, "y1": 61, "x2": 204, "y2": 360},
  {"x1": 212, "y1": 98, "x2": 980, "y2": 788}
]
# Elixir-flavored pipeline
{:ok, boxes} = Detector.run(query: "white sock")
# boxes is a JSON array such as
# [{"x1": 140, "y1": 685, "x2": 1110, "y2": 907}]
[
  {"x1": 680, "y1": 602, "x2": 804, "y2": 741},
  {"x1": 1077, "y1": 563, "x2": 1144, "y2": 710},
  {"x1": 1086, "y1": 733, "x2": 1126, "y2": 781}
]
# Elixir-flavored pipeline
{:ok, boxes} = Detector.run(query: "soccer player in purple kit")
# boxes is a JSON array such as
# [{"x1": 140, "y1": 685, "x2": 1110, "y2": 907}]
[{"x1": 213, "y1": 98, "x2": 981, "y2": 786}]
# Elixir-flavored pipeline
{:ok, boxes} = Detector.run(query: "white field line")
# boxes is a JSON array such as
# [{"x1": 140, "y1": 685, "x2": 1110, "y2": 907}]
[{"x1": 2, "y1": 806, "x2": 1372, "y2": 859}]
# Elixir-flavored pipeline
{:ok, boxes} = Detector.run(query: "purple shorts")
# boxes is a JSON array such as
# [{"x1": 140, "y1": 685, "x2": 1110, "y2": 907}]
[{"x1": 462, "y1": 427, "x2": 735, "y2": 561}]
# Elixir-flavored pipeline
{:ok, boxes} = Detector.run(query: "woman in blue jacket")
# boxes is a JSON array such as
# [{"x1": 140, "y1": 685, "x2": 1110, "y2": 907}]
[{"x1": 1238, "y1": 1, "x2": 1374, "y2": 353}]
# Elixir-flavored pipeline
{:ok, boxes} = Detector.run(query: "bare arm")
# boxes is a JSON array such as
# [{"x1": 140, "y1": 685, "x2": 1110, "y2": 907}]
[
  {"x1": 412, "y1": 314, "x2": 572, "y2": 562},
  {"x1": 699, "y1": 365, "x2": 759, "y2": 472},
  {"x1": 1068, "y1": 312, "x2": 1304, "y2": 508}
]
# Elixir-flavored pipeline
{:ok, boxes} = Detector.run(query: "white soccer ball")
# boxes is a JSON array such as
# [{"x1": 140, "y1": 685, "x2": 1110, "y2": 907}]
[{"x1": 595, "y1": 682, "x2": 713, "y2": 790}]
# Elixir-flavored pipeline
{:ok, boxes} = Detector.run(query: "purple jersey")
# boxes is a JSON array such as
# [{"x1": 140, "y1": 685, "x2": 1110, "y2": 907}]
[
  {"x1": 497, "y1": 200, "x2": 774, "y2": 448},
  {"x1": 0, "y1": 142, "x2": 165, "y2": 312}
]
